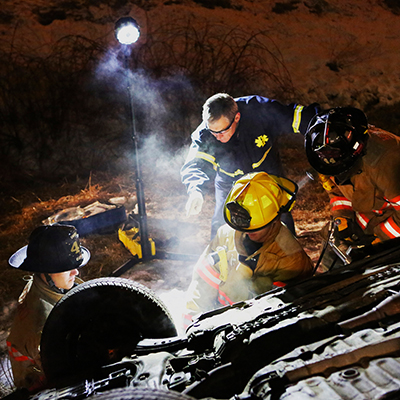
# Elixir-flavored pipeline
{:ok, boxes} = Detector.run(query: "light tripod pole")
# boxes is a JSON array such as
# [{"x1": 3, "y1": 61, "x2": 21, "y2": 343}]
[
  {"x1": 111, "y1": 17, "x2": 201, "y2": 277},
  {"x1": 115, "y1": 17, "x2": 151, "y2": 261},
  {"x1": 125, "y1": 58, "x2": 152, "y2": 260}
]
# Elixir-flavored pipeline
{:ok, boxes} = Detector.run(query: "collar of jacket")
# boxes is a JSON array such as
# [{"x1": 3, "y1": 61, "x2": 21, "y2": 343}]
[
  {"x1": 24, "y1": 274, "x2": 84, "y2": 305},
  {"x1": 234, "y1": 220, "x2": 282, "y2": 260}
]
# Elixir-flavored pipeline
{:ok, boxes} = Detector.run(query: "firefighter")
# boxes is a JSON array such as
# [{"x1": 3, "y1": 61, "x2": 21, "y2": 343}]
[
  {"x1": 183, "y1": 172, "x2": 313, "y2": 328},
  {"x1": 305, "y1": 106, "x2": 400, "y2": 248},
  {"x1": 181, "y1": 93, "x2": 320, "y2": 238},
  {"x1": 6, "y1": 224, "x2": 90, "y2": 393}
]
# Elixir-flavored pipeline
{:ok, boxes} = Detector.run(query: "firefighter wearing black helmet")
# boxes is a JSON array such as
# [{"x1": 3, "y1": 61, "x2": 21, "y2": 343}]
[
  {"x1": 6, "y1": 224, "x2": 90, "y2": 393},
  {"x1": 183, "y1": 172, "x2": 313, "y2": 329},
  {"x1": 305, "y1": 106, "x2": 400, "y2": 244}
]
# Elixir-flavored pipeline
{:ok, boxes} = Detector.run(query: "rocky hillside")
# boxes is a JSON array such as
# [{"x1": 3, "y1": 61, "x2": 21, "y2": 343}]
[{"x1": 1, "y1": 0, "x2": 400, "y2": 114}]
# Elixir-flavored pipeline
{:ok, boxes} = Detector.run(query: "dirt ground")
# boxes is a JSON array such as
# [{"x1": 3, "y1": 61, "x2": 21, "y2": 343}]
[{"x1": 0, "y1": 134, "x2": 329, "y2": 336}]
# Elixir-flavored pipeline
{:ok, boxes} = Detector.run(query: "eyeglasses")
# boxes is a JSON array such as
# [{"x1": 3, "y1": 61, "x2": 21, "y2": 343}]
[
  {"x1": 226, "y1": 201, "x2": 251, "y2": 229},
  {"x1": 207, "y1": 114, "x2": 236, "y2": 135}
]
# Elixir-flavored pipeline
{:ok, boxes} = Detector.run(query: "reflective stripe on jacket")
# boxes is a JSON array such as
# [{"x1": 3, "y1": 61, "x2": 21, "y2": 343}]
[
  {"x1": 7, "y1": 275, "x2": 83, "y2": 392},
  {"x1": 181, "y1": 95, "x2": 320, "y2": 194},
  {"x1": 324, "y1": 127, "x2": 400, "y2": 241},
  {"x1": 183, "y1": 222, "x2": 313, "y2": 328}
]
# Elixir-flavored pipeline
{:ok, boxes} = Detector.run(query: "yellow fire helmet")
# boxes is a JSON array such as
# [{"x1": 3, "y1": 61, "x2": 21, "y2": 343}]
[{"x1": 223, "y1": 172, "x2": 298, "y2": 232}]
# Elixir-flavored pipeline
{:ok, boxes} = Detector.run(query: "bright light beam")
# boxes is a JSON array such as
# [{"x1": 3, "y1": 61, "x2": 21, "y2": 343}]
[{"x1": 115, "y1": 17, "x2": 140, "y2": 45}]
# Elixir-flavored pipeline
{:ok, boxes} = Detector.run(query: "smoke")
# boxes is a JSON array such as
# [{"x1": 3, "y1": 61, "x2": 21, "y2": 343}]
[
  {"x1": 93, "y1": 47, "x2": 208, "y2": 253},
  {"x1": 158, "y1": 288, "x2": 187, "y2": 336},
  {"x1": 95, "y1": 47, "x2": 199, "y2": 139},
  {"x1": 296, "y1": 174, "x2": 312, "y2": 190}
]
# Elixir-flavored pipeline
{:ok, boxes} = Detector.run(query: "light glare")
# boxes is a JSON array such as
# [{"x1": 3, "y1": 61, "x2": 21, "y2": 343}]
[{"x1": 116, "y1": 24, "x2": 140, "y2": 45}]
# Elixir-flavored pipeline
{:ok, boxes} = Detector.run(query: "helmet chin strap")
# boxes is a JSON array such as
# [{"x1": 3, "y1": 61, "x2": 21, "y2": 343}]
[
  {"x1": 334, "y1": 157, "x2": 364, "y2": 185},
  {"x1": 44, "y1": 273, "x2": 67, "y2": 294}
]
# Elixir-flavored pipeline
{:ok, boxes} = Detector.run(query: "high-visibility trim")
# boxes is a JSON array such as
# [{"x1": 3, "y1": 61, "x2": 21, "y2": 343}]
[
  {"x1": 292, "y1": 105, "x2": 304, "y2": 134},
  {"x1": 7, "y1": 341, "x2": 34, "y2": 364},
  {"x1": 216, "y1": 247, "x2": 228, "y2": 282},
  {"x1": 218, "y1": 166, "x2": 244, "y2": 178},
  {"x1": 355, "y1": 212, "x2": 369, "y2": 229},
  {"x1": 195, "y1": 151, "x2": 217, "y2": 167},
  {"x1": 252, "y1": 147, "x2": 271, "y2": 169},
  {"x1": 197, "y1": 260, "x2": 221, "y2": 289},
  {"x1": 218, "y1": 289, "x2": 234, "y2": 306},
  {"x1": 182, "y1": 313, "x2": 193, "y2": 329},
  {"x1": 385, "y1": 195, "x2": 400, "y2": 210},
  {"x1": 194, "y1": 151, "x2": 243, "y2": 178},
  {"x1": 330, "y1": 196, "x2": 352, "y2": 211},
  {"x1": 381, "y1": 217, "x2": 400, "y2": 239}
]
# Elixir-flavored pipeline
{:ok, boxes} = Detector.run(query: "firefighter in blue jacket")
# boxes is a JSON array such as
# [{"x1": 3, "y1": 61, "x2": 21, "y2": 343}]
[{"x1": 181, "y1": 93, "x2": 320, "y2": 238}]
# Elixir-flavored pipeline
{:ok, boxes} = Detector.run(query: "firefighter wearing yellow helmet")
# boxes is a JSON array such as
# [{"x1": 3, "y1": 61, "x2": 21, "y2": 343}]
[
  {"x1": 183, "y1": 172, "x2": 313, "y2": 329},
  {"x1": 224, "y1": 172, "x2": 298, "y2": 232}
]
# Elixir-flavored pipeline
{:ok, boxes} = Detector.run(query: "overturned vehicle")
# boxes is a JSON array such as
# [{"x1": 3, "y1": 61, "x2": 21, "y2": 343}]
[{"x1": 21, "y1": 237, "x2": 400, "y2": 400}]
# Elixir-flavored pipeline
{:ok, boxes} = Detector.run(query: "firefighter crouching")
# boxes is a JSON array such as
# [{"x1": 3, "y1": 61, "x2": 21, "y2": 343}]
[
  {"x1": 183, "y1": 172, "x2": 313, "y2": 329},
  {"x1": 305, "y1": 107, "x2": 400, "y2": 255},
  {"x1": 6, "y1": 224, "x2": 90, "y2": 393}
]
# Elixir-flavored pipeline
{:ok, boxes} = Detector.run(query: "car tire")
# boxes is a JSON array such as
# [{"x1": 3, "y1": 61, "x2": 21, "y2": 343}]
[{"x1": 41, "y1": 277, "x2": 177, "y2": 385}]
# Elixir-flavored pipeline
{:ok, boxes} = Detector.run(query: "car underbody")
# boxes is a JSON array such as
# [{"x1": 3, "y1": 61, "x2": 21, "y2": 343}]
[{"x1": 12, "y1": 237, "x2": 400, "y2": 400}]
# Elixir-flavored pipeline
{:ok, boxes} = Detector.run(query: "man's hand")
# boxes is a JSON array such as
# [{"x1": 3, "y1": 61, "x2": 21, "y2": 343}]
[
  {"x1": 333, "y1": 217, "x2": 378, "y2": 245},
  {"x1": 333, "y1": 217, "x2": 364, "y2": 242},
  {"x1": 185, "y1": 191, "x2": 204, "y2": 217}
]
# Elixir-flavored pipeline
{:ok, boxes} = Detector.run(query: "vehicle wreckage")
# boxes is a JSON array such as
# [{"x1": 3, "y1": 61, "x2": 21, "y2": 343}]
[{"x1": 13, "y1": 236, "x2": 400, "y2": 400}]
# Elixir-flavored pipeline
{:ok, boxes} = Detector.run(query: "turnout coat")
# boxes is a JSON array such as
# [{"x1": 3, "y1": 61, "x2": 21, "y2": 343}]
[
  {"x1": 7, "y1": 275, "x2": 83, "y2": 392},
  {"x1": 325, "y1": 127, "x2": 400, "y2": 241},
  {"x1": 181, "y1": 95, "x2": 320, "y2": 195},
  {"x1": 180, "y1": 95, "x2": 320, "y2": 236},
  {"x1": 183, "y1": 222, "x2": 313, "y2": 328}
]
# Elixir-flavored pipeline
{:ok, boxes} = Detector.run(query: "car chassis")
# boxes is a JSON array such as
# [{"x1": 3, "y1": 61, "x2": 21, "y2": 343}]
[{"x1": 19, "y1": 237, "x2": 400, "y2": 400}]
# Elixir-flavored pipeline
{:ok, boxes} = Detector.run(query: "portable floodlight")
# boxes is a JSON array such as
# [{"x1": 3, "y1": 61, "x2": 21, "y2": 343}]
[
  {"x1": 110, "y1": 16, "x2": 200, "y2": 277},
  {"x1": 115, "y1": 17, "x2": 140, "y2": 45}
]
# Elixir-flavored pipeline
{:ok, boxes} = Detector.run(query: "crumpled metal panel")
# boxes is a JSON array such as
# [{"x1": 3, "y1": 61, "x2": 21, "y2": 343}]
[
  {"x1": 279, "y1": 322, "x2": 400, "y2": 383},
  {"x1": 245, "y1": 322, "x2": 400, "y2": 400},
  {"x1": 279, "y1": 357, "x2": 400, "y2": 399}
]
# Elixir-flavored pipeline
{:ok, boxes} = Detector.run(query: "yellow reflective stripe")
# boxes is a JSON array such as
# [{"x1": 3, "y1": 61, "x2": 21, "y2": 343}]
[
  {"x1": 292, "y1": 105, "x2": 304, "y2": 133},
  {"x1": 219, "y1": 167, "x2": 244, "y2": 178},
  {"x1": 195, "y1": 151, "x2": 243, "y2": 177},
  {"x1": 216, "y1": 246, "x2": 228, "y2": 282},
  {"x1": 252, "y1": 147, "x2": 271, "y2": 169},
  {"x1": 195, "y1": 151, "x2": 216, "y2": 165},
  {"x1": 195, "y1": 151, "x2": 218, "y2": 171}
]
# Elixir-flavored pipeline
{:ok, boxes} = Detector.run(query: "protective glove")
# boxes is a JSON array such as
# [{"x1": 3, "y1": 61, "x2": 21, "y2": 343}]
[
  {"x1": 333, "y1": 217, "x2": 372, "y2": 244},
  {"x1": 185, "y1": 191, "x2": 204, "y2": 217},
  {"x1": 334, "y1": 217, "x2": 363, "y2": 242}
]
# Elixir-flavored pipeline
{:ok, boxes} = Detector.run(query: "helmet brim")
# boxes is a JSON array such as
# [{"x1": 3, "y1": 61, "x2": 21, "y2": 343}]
[
  {"x1": 305, "y1": 107, "x2": 368, "y2": 176},
  {"x1": 223, "y1": 173, "x2": 297, "y2": 232},
  {"x1": 9, "y1": 245, "x2": 91, "y2": 272}
]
